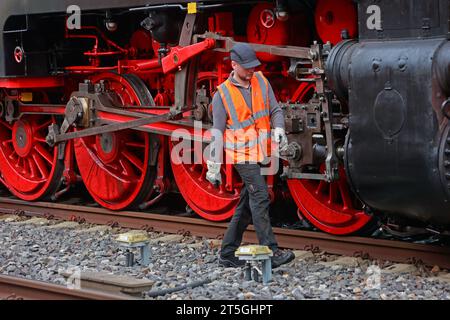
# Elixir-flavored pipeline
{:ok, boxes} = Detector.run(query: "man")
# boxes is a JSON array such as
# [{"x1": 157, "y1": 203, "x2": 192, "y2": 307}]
[{"x1": 206, "y1": 42, "x2": 295, "y2": 269}]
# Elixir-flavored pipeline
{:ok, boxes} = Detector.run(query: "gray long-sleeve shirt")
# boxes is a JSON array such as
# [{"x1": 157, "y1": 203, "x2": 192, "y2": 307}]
[{"x1": 210, "y1": 72, "x2": 285, "y2": 162}]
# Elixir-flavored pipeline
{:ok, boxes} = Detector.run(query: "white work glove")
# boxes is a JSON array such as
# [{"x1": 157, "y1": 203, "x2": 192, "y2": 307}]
[
  {"x1": 206, "y1": 160, "x2": 222, "y2": 187},
  {"x1": 273, "y1": 127, "x2": 288, "y2": 151}
]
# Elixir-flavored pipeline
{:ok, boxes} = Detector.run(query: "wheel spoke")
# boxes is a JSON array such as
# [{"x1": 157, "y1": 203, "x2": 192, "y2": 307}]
[
  {"x1": 328, "y1": 182, "x2": 338, "y2": 205},
  {"x1": 190, "y1": 163, "x2": 203, "y2": 172},
  {"x1": 34, "y1": 144, "x2": 53, "y2": 165},
  {"x1": 0, "y1": 120, "x2": 12, "y2": 130},
  {"x1": 338, "y1": 179, "x2": 353, "y2": 211},
  {"x1": 119, "y1": 158, "x2": 134, "y2": 177},
  {"x1": 32, "y1": 152, "x2": 49, "y2": 178},
  {"x1": 34, "y1": 137, "x2": 47, "y2": 143},
  {"x1": 35, "y1": 120, "x2": 52, "y2": 131},
  {"x1": 315, "y1": 180, "x2": 326, "y2": 195},
  {"x1": 27, "y1": 158, "x2": 38, "y2": 178},
  {"x1": 8, "y1": 151, "x2": 18, "y2": 161},
  {"x1": 124, "y1": 141, "x2": 146, "y2": 148},
  {"x1": 17, "y1": 157, "x2": 23, "y2": 171},
  {"x1": 2, "y1": 139, "x2": 13, "y2": 147},
  {"x1": 197, "y1": 165, "x2": 207, "y2": 182},
  {"x1": 107, "y1": 162, "x2": 120, "y2": 172},
  {"x1": 22, "y1": 157, "x2": 30, "y2": 175},
  {"x1": 122, "y1": 150, "x2": 144, "y2": 172}
]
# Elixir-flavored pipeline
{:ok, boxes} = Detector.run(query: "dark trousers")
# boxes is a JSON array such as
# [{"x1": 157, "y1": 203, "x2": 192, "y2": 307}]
[{"x1": 220, "y1": 163, "x2": 278, "y2": 257}]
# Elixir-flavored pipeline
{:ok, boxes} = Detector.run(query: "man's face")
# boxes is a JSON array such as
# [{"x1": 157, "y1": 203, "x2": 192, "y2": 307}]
[{"x1": 232, "y1": 61, "x2": 255, "y2": 81}]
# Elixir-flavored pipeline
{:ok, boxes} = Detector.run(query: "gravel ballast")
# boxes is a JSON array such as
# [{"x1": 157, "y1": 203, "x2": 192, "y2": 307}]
[{"x1": 1, "y1": 217, "x2": 450, "y2": 300}]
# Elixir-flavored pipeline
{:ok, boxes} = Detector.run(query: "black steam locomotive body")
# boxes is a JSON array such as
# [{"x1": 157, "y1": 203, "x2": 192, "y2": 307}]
[{"x1": 0, "y1": 0, "x2": 449, "y2": 237}]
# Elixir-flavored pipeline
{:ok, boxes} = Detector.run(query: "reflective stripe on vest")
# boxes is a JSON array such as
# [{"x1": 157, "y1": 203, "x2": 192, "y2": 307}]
[
  {"x1": 218, "y1": 73, "x2": 269, "y2": 130},
  {"x1": 224, "y1": 131, "x2": 271, "y2": 150},
  {"x1": 254, "y1": 72, "x2": 268, "y2": 106}
]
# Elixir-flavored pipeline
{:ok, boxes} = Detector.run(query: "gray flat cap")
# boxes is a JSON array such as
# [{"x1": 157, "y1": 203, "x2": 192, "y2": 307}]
[{"x1": 230, "y1": 43, "x2": 261, "y2": 69}]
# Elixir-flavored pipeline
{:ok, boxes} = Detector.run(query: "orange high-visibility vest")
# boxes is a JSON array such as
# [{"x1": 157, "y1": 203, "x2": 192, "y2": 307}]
[{"x1": 217, "y1": 71, "x2": 272, "y2": 164}]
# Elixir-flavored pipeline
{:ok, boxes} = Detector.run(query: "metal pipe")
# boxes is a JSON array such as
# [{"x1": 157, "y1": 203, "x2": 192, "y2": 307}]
[
  {"x1": 129, "y1": 4, "x2": 186, "y2": 12},
  {"x1": 129, "y1": 1, "x2": 263, "y2": 12},
  {"x1": 138, "y1": 192, "x2": 165, "y2": 210}
]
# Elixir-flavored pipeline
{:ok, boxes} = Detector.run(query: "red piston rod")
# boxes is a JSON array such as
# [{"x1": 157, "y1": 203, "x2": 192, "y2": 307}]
[{"x1": 161, "y1": 38, "x2": 216, "y2": 73}]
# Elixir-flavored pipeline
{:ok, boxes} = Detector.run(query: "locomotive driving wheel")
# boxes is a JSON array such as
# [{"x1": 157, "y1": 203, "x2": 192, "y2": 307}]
[
  {"x1": 74, "y1": 73, "x2": 157, "y2": 210},
  {"x1": 287, "y1": 166, "x2": 375, "y2": 235},
  {"x1": 170, "y1": 140, "x2": 242, "y2": 221},
  {"x1": 0, "y1": 111, "x2": 63, "y2": 201},
  {"x1": 286, "y1": 83, "x2": 375, "y2": 235}
]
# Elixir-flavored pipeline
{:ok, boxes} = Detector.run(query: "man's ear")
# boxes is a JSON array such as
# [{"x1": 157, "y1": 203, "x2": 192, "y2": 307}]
[{"x1": 231, "y1": 61, "x2": 237, "y2": 70}]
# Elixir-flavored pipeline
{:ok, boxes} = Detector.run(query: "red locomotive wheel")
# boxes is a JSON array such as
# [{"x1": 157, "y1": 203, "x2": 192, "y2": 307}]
[
  {"x1": 315, "y1": 0, "x2": 358, "y2": 45},
  {"x1": 170, "y1": 140, "x2": 241, "y2": 221},
  {"x1": 74, "y1": 73, "x2": 156, "y2": 210},
  {"x1": 0, "y1": 115, "x2": 63, "y2": 200},
  {"x1": 286, "y1": 81, "x2": 374, "y2": 235},
  {"x1": 288, "y1": 166, "x2": 373, "y2": 235}
]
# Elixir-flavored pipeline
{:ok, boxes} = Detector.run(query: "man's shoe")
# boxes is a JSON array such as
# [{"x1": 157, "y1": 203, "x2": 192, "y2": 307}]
[
  {"x1": 219, "y1": 255, "x2": 246, "y2": 268},
  {"x1": 271, "y1": 249, "x2": 295, "y2": 269}
]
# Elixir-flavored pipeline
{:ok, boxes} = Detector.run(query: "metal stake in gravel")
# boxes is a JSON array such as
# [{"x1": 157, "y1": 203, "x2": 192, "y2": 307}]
[
  {"x1": 235, "y1": 245, "x2": 273, "y2": 284},
  {"x1": 116, "y1": 231, "x2": 151, "y2": 267}
]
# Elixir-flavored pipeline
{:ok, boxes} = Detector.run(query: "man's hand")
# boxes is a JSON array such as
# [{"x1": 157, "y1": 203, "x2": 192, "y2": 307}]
[
  {"x1": 206, "y1": 160, "x2": 222, "y2": 187},
  {"x1": 273, "y1": 127, "x2": 288, "y2": 151}
]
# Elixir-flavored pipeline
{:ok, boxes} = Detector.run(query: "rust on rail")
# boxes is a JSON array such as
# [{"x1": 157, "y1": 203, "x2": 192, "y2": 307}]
[{"x1": 0, "y1": 275, "x2": 132, "y2": 300}]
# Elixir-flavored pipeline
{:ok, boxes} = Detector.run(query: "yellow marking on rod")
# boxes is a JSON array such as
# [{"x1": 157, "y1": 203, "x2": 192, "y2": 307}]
[
  {"x1": 187, "y1": 2, "x2": 197, "y2": 14},
  {"x1": 20, "y1": 92, "x2": 33, "y2": 102}
]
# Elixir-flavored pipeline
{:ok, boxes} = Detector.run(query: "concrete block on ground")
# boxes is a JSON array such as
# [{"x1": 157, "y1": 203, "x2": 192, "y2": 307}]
[
  {"x1": 206, "y1": 239, "x2": 222, "y2": 249},
  {"x1": 13, "y1": 217, "x2": 49, "y2": 226},
  {"x1": 46, "y1": 221, "x2": 80, "y2": 229},
  {"x1": 319, "y1": 256, "x2": 361, "y2": 268},
  {"x1": 187, "y1": 242, "x2": 204, "y2": 249},
  {"x1": 74, "y1": 225, "x2": 112, "y2": 234},
  {"x1": 382, "y1": 263, "x2": 417, "y2": 274},
  {"x1": 149, "y1": 234, "x2": 183, "y2": 244},
  {"x1": 293, "y1": 250, "x2": 315, "y2": 261},
  {"x1": 428, "y1": 272, "x2": 450, "y2": 284},
  {"x1": 0, "y1": 215, "x2": 21, "y2": 222},
  {"x1": 62, "y1": 271, "x2": 154, "y2": 296}
]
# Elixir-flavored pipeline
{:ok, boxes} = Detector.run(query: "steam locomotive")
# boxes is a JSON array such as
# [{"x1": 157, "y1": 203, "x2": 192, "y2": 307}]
[{"x1": 0, "y1": 0, "x2": 449, "y2": 236}]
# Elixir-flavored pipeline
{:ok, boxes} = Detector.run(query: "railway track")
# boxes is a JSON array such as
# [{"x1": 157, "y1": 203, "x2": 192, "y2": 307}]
[
  {"x1": 0, "y1": 274, "x2": 131, "y2": 300},
  {"x1": 1, "y1": 196, "x2": 450, "y2": 269}
]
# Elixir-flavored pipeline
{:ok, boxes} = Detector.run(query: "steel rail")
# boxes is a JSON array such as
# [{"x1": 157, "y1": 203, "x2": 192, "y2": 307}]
[
  {"x1": 0, "y1": 275, "x2": 132, "y2": 300},
  {"x1": 1, "y1": 197, "x2": 450, "y2": 268}
]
